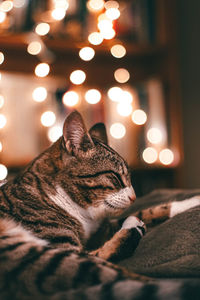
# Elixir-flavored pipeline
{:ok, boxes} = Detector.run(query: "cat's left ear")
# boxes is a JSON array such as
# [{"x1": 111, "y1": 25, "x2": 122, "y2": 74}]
[
  {"x1": 63, "y1": 111, "x2": 94, "y2": 155},
  {"x1": 89, "y1": 123, "x2": 108, "y2": 145}
]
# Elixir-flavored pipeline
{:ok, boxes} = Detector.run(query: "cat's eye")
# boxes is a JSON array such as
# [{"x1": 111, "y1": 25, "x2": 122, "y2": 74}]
[{"x1": 110, "y1": 172, "x2": 125, "y2": 188}]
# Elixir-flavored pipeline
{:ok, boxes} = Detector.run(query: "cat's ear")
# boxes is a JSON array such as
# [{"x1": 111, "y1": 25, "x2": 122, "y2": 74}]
[
  {"x1": 63, "y1": 111, "x2": 94, "y2": 155},
  {"x1": 89, "y1": 123, "x2": 108, "y2": 145}
]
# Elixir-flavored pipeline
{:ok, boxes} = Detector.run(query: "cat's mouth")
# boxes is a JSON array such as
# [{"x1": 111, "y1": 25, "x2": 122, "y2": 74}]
[{"x1": 104, "y1": 199, "x2": 129, "y2": 211}]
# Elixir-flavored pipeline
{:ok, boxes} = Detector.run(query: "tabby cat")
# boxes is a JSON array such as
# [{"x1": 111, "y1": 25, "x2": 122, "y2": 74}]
[{"x1": 0, "y1": 111, "x2": 199, "y2": 300}]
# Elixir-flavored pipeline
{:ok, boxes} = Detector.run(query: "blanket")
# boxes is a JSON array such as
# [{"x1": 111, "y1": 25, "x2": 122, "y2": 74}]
[{"x1": 119, "y1": 189, "x2": 200, "y2": 278}]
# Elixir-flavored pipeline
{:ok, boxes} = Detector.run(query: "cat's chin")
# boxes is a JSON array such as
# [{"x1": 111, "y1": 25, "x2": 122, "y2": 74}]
[{"x1": 104, "y1": 200, "x2": 130, "y2": 217}]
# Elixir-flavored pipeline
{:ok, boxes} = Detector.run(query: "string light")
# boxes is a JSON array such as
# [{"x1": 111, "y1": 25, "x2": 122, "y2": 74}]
[
  {"x1": 48, "y1": 125, "x2": 62, "y2": 142},
  {"x1": 110, "y1": 123, "x2": 126, "y2": 139},
  {"x1": 100, "y1": 27, "x2": 115, "y2": 40},
  {"x1": 70, "y1": 70, "x2": 86, "y2": 85},
  {"x1": 104, "y1": 1, "x2": 119, "y2": 10},
  {"x1": 87, "y1": 0, "x2": 105, "y2": 12},
  {"x1": 85, "y1": 89, "x2": 101, "y2": 104},
  {"x1": 88, "y1": 32, "x2": 103, "y2": 45},
  {"x1": 63, "y1": 91, "x2": 79, "y2": 107},
  {"x1": 0, "y1": 11, "x2": 6, "y2": 23},
  {"x1": 79, "y1": 47, "x2": 95, "y2": 61},
  {"x1": 107, "y1": 86, "x2": 123, "y2": 102},
  {"x1": 0, "y1": 1, "x2": 13, "y2": 12},
  {"x1": 35, "y1": 63, "x2": 50, "y2": 77},
  {"x1": 53, "y1": 0, "x2": 69, "y2": 10},
  {"x1": 13, "y1": 0, "x2": 26, "y2": 8},
  {"x1": 159, "y1": 149, "x2": 174, "y2": 165},
  {"x1": 40, "y1": 111, "x2": 56, "y2": 127},
  {"x1": 110, "y1": 44, "x2": 126, "y2": 58},
  {"x1": 147, "y1": 128, "x2": 162, "y2": 144},
  {"x1": 0, "y1": 164, "x2": 8, "y2": 180},
  {"x1": 35, "y1": 23, "x2": 50, "y2": 36},
  {"x1": 0, "y1": 114, "x2": 7, "y2": 129},
  {"x1": 0, "y1": 95, "x2": 4, "y2": 108},
  {"x1": 142, "y1": 147, "x2": 158, "y2": 164},
  {"x1": 27, "y1": 41, "x2": 42, "y2": 55},
  {"x1": 132, "y1": 110, "x2": 147, "y2": 125},
  {"x1": 0, "y1": 141, "x2": 2, "y2": 152},
  {"x1": 117, "y1": 102, "x2": 132, "y2": 117},
  {"x1": 51, "y1": 9, "x2": 66, "y2": 21},
  {"x1": 32, "y1": 87, "x2": 47, "y2": 102},
  {"x1": 105, "y1": 8, "x2": 120, "y2": 20},
  {"x1": 0, "y1": 52, "x2": 4, "y2": 65},
  {"x1": 114, "y1": 68, "x2": 130, "y2": 83}
]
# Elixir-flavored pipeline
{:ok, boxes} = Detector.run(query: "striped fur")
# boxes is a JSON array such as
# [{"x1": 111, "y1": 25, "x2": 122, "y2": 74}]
[{"x1": 0, "y1": 111, "x2": 199, "y2": 299}]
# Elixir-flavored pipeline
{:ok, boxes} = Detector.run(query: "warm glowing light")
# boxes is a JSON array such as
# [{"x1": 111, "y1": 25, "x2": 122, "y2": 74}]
[
  {"x1": 87, "y1": 0, "x2": 104, "y2": 12},
  {"x1": 0, "y1": 164, "x2": 8, "y2": 180},
  {"x1": 114, "y1": 68, "x2": 130, "y2": 83},
  {"x1": 100, "y1": 27, "x2": 115, "y2": 40},
  {"x1": 142, "y1": 147, "x2": 158, "y2": 164},
  {"x1": 0, "y1": 114, "x2": 7, "y2": 129},
  {"x1": 79, "y1": 47, "x2": 95, "y2": 61},
  {"x1": 117, "y1": 102, "x2": 132, "y2": 117},
  {"x1": 0, "y1": 73, "x2": 1, "y2": 81},
  {"x1": 54, "y1": 0, "x2": 69, "y2": 10},
  {"x1": 51, "y1": 8, "x2": 66, "y2": 20},
  {"x1": 35, "y1": 63, "x2": 50, "y2": 77},
  {"x1": 132, "y1": 110, "x2": 147, "y2": 125},
  {"x1": 159, "y1": 149, "x2": 174, "y2": 165},
  {"x1": 35, "y1": 23, "x2": 50, "y2": 36},
  {"x1": 32, "y1": 87, "x2": 47, "y2": 102},
  {"x1": 41, "y1": 111, "x2": 56, "y2": 127},
  {"x1": 107, "y1": 86, "x2": 122, "y2": 102},
  {"x1": 98, "y1": 19, "x2": 113, "y2": 32},
  {"x1": 104, "y1": 0, "x2": 119, "y2": 9},
  {"x1": 0, "y1": 11, "x2": 6, "y2": 23},
  {"x1": 70, "y1": 70, "x2": 86, "y2": 85},
  {"x1": 0, "y1": 141, "x2": 2, "y2": 152},
  {"x1": 88, "y1": 32, "x2": 103, "y2": 45},
  {"x1": 63, "y1": 91, "x2": 79, "y2": 107},
  {"x1": 27, "y1": 41, "x2": 42, "y2": 55},
  {"x1": 0, "y1": 95, "x2": 4, "y2": 108},
  {"x1": 48, "y1": 125, "x2": 62, "y2": 142},
  {"x1": 0, "y1": 52, "x2": 4, "y2": 65},
  {"x1": 110, "y1": 123, "x2": 126, "y2": 139},
  {"x1": 110, "y1": 44, "x2": 126, "y2": 58},
  {"x1": 0, "y1": 1, "x2": 13, "y2": 12},
  {"x1": 85, "y1": 89, "x2": 101, "y2": 104},
  {"x1": 13, "y1": 0, "x2": 26, "y2": 8},
  {"x1": 122, "y1": 91, "x2": 133, "y2": 104},
  {"x1": 147, "y1": 128, "x2": 162, "y2": 144},
  {"x1": 106, "y1": 8, "x2": 120, "y2": 20}
]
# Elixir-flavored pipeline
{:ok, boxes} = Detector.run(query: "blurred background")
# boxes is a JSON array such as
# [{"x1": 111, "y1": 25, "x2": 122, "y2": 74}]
[{"x1": 0, "y1": 0, "x2": 199, "y2": 196}]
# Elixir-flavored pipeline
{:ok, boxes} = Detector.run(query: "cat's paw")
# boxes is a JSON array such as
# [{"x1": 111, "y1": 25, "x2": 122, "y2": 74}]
[{"x1": 121, "y1": 216, "x2": 146, "y2": 237}]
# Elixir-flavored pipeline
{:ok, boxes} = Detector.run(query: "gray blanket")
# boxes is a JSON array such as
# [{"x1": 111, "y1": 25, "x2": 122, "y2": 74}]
[{"x1": 119, "y1": 189, "x2": 200, "y2": 278}]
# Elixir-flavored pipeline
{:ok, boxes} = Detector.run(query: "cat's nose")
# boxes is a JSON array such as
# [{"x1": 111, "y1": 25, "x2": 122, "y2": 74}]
[{"x1": 128, "y1": 187, "x2": 136, "y2": 202}]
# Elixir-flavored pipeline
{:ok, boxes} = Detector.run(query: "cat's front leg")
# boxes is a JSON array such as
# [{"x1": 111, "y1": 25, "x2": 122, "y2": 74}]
[{"x1": 90, "y1": 216, "x2": 146, "y2": 263}]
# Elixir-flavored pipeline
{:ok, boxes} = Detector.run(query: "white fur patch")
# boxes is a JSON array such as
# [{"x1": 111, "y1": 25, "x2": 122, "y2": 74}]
[
  {"x1": 49, "y1": 186, "x2": 100, "y2": 239},
  {"x1": 121, "y1": 216, "x2": 145, "y2": 236},
  {"x1": 170, "y1": 196, "x2": 200, "y2": 218}
]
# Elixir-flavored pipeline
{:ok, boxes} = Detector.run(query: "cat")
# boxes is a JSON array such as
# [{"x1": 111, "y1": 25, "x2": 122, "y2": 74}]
[{"x1": 0, "y1": 111, "x2": 199, "y2": 300}]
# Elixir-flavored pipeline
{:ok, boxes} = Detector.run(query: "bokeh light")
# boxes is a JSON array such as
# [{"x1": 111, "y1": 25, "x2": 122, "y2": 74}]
[
  {"x1": 32, "y1": 87, "x2": 47, "y2": 102},
  {"x1": 147, "y1": 127, "x2": 162, "y2": 144},
  {"x1": 0, "y1": 52, "x2": 4, "y2": 65},
  {"x1": 35, "y1": 23, "x2": 50, "y2": 36},
  {"x1": 41, "y1": 111, "x2": 56, "y2": 127},
  {"x1": 142, "y1": 147, "x2": 158, "y2": 164},
  {"x1": 51, "y1": 8, "x2": 66, "y2": 20},
  {"x1": 104, "y1": 1, "x2": 119, "y2": 10},
  {"x1": 0, "y1": 164, "x2": 8, "y2": 180},
  {"x1": 132, "y1": 109, "x2": 147, "y2": 125},
  {"x1": 114, "y1": 68, "x2": 130, "y2": 83},
  {"x1": 107, "y1": 86, "x2": 123, "y2": 102},
  {"x1": 88, "y1": 32, "x2": 103, "y2": 45},
  {"x1": 85, "y1": 89, "x2": 101, "y2": 104},
  {"x1": 0, "y1": 1, "x2": 13, "y2": 12},
  {"x1": 27, "y1": 41, "x2": 42, "y2": 55},
  {"x1": 35, "y1": 63, "x2": 50, "y2": 77},
  {"x1": 79, "y1": 47, "x2": 95, "y2": 61},
  {"x1": 159, "y1": 149, "x2": 174, "y2": 165},
  {"x1": 110, "y1": 44, "x2": 126, "y2": 58},
  {"x1": 0, "y1": 95, "x2": 4, "y2": 108},
  {"x1": 0, "y1": 11, "x2": 6, "y2": 23},
  {"x1": 63, "y1": 91, "x2": 79, "y2": 107},
  {"x1": 106, "y1": 8, "x2": 120, "y2": 20},
  {"x1": 48, "y1": 125, "x2": 62, "y2": 142},
  {"x1": 13, "y1": 0, "x2": 26, "y2": 8},
  {"x1": 0, "y1": 114, "x2": 7, "y2": 129},
  {"x1": 0, "y1": 141, "x2": 2, "y2": 152},
  {"x1": 117, "y1": 102, "x2": 132, "y2": 117},
  {"x1": 70, "y1": 70, "x2": 86, "y2": 85},
  {"x1": 87, "y1": 0, "x2": 105, "y2": 12},
  {"x1": 54, "y1": 0, "x2": 69, "y2": 10},
  {"x1": 110, "y1": 123, "x2": 126, "y2": 139}
]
